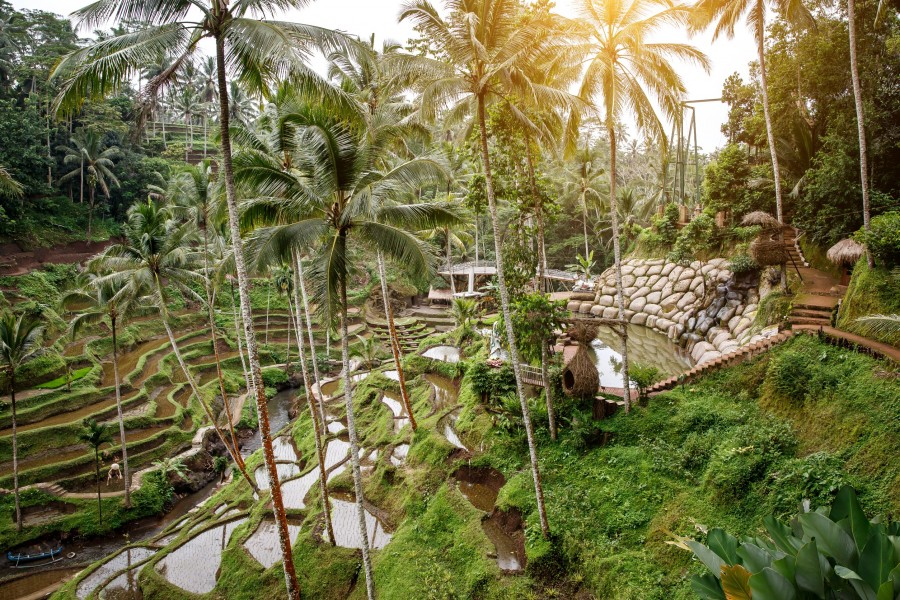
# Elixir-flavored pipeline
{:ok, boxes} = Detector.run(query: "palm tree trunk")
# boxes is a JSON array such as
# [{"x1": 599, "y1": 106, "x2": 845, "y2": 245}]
[
  {"x1": 10, "y1": 376, "x2": 20, "y2": 532},
  {"x1": 339, "y1": 264, "x2": 376, "y2": 600},
  {"x1": 285, "y1": 297, "x2": 293, "y2": 374},
  {"x1": 607, "y1": 125, "x2": 632, "y2": 411},
  {"x1": 295, "y1": 253, "x2": 327, "y2": 426},
  {"x1": 160, "y1": 306, "x2": 255, "y2": 490},
  {"x1": 289, "y1": 253, "x2": 334, "y2": 545},
  {"x1": 756, "y1": 15, "x2": 788, "y2": 289},
  {"x1": 87, "y1": 186, "x2": 94, "y2": 244},
  {"x1": 95, "y1": 448, "x2": 102, "y2": 525},
  {"x1": 446, "y1": 231, "x2": 456, "y2": 295},
  {"x1": 525, "y1": 143, "x2": 556, "y2": 438},
  {"x1": 582, "y1": 188, "x2": 590, "y2": 258},
  {"x1": 230, "y1": 280, "x2": 252, "y2": 395},
  {"x1": 847, "y1": 0, "x2": 873, "y2": 267},
  {"x1": 110, "y1": 316, "x2": 131, "y2": 507},
  {"x1": 79, "y1": 153, "x2": 83, "y2": 204},
  {"x1": 477, "y1": 94, "x2": 549, "y2": 538},
  {"x1": 265, "y1": 287, "x2": 271, "y2": 345},
  {"x1": 376, "y1": 251, "x2": 417, "y2": 431},
  {"x1": 215, "y1": 34, "x2": 300, "y2": 600},
  {"x1": 201, "y1": 223, "x2": 243, "y2": 462}
]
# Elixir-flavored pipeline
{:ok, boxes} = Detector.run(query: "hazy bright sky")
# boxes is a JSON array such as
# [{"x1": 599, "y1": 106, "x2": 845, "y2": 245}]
[{"x1": 11, "y1": 0, "x2": 757, "y2": 151}]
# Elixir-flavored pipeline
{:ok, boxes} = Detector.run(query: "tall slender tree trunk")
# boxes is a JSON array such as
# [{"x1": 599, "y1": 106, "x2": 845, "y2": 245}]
[
  {"x1": 290, "y1": 252, "x2": 335, "y2": 545},
  {"x1": 525, "y1": 143, "x2": 556, "y2": 439},
  {"x1": 230, "y1": 280, "x2": 252, "y2": 395},
  {"x1": 477, "y1": 95, "x2": 549, "y2": 538},
  {"x1": 265, "y1": 287, "x2": 271, "y2": 345},
  {"x1": 295, "y1": 254, "x2": 327, "y2": 426},
  {"x1": 87, "y1": 186, "x2": 94, "y2": 244},
  {"x1": 214, "y1": 34, "x2": 300, "y2": 600},
  {"x1": 339, "y1": 262, "x2": 376, "y2": 600},
  {"x1": 95, "y1": 448, "x2": 102, "y2": 524},
  {"x1": 10, "y1": 376, "x2": 20, "y2": 532},
  {"x1": 79, "y1": 153, "x2": 83, "y2": 204},
  {"x1": 756, "y1": 15, "x2": 788, "y2": 289},
  {"x1": 203, "y1": 225, "x2": 244, "y2": 469},
  {"x1": 607, "y1": 124, "x2": 632, "y2": 411},
  {"x1": 582, "y1": 189, "x2": 590, "y2": 258},
  {"x1": 159, "y1": 304, "x2": 254, "y2": 491},
  {"x1": 110, "y1": 316, "x2": 131, "y2": 507},
  {"x1": 376, "y1": 251, "x2": 416, "y2": 431},
  {"x1": 446, "y1": 232, "x2": 456, "y2": 295},
  {"x1": 285, "y1": 298, "x2": 292, "y2": 373},
  {"x1": 847, "y1": 0, "x2": 874, "y2": 267}
]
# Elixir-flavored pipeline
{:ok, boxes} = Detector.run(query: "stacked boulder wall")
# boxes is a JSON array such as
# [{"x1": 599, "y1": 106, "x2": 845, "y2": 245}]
[{"x1": 567, "y1": 258, "x2": 770, "y2": 365}]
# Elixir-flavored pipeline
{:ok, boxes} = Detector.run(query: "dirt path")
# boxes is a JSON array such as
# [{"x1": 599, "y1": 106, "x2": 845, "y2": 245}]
[{"x1": 0, "y1": 238, "x2": 119, "y2": 277}]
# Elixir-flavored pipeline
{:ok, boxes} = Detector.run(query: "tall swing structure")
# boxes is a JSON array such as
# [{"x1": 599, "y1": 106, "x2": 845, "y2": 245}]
[{"x1": 668, "y1": 98, "x2": 721, "y2": 208}]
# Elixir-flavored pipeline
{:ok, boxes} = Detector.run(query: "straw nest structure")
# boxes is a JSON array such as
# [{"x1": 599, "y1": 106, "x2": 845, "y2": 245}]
[
  {"x1": 826, "y1": 238, "x2": 865, "y2": 266},
  {"x1": 568, "y1": 320, "x2": 599, "y2": 344},
  {"x1": 562, "y1": 344, "x2": 599, "y2": 398},
  {"x1": 742, "y1": 211, "x2": 781, "y2": 231},
  {"x1": 750, "y1": 237, "x2": 789, "y2": 266}
]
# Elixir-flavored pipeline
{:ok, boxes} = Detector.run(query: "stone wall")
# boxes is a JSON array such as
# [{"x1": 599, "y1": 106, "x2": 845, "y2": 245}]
[{"x1": 567, "y1": 258, "x2": 767, "y2": 365}]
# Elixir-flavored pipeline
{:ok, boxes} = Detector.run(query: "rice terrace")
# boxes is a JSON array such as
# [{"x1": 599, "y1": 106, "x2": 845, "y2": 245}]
[{"x1": 0, "y1": 0, "x2": 898, "y2": 598}]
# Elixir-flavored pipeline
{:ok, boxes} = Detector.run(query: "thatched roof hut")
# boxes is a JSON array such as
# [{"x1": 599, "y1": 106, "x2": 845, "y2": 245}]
[
  {"x1": 562, "y1": 344, "x2": 599, "y2": 398},
  {"x1": 750, "y1": 237, "x2": 789, "y2": 266},
  {"x1": 826, "y1": 238, "x2": 865, "y2": 266},
  {"x1": 568, "y1": 321, "x2": 599, "y2": 345},
  {"x1": 742, "y1": 211, "x2": 781, "y2": 230}
]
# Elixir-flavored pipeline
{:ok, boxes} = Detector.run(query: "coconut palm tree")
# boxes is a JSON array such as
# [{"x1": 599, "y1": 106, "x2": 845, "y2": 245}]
[
  {"x1": 399, "y1": 0, "x2": 577, "y2": 538},
  {"x1": 62, "y1": 273, "x2": 145, "y2": 508},
  {"x1": 171, "y1": 86, "x2": 202, "y2": 160},
  {"x1": 847, "y1": 0, "x2": 872, "y2": 267},
  {"x1": 572, "y1": 0, "x2": 709, "y2": 411},
  {"x1": 52, "y1": 9, "x2": 354, "y2": 592},
  {"x1": 237, "y1": 103, "x2": 458, "y2": 599},
  {"x1": 165, "y1": 162, "x2": 248, "y2": 475},
  {"x1": 79, "y1": 418, "x2": 113, "y2": 525},
  {"x1": 57, "y1": 130, "x2": 121, "y2": 243},
  {"x1": 90, "y1": 201, "x2": 256, "y2": 493},
  {"x1": 560, "y1": 142, "x2": 606, "y2": 256},
  {"x1": 691, "y1": 0, "x2": 814, "y2": 232},
  {"x1": 0, "y1": 311, "x2": 42, "y2": 532}
]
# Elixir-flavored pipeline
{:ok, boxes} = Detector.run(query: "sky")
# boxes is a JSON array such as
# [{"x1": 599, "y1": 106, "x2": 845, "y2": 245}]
[{"x1": 11, "y1": 0, "x2": 757, "y2": 152}]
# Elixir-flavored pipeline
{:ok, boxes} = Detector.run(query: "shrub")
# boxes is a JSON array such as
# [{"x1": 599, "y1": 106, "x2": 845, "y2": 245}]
[
  {"x1": 130, "y1": 469, "x2": 173, "y2": 516},
  {"x1": 261, "y1": 368, "x2": 289, "y2": 389},
  {"x1": 767, "y1": 349, "x2": 812, "y2": 400},
  {"x1": 767, "y1": 451, "x2": 848, "y2": 515},
  {"x1": 728, "y1": 253, "x2": 759, "y2": 274},
  {"x1": 705, "y1": 421, "x2": 797, "y2": 502},
  {"x1": 628, "y1": 363, "x2": 661, "y2": 401},
  {"x1": 855, "y1": 210, "x2": 900, "y2": 268}
]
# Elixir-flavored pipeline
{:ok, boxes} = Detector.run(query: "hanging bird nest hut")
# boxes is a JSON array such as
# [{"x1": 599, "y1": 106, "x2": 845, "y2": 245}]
[
  {"x1": 750, "y1": 237, "x2": 789, "y2": 266},
  {"x1": 826, "y1": 238, "x2": 865, "y2": 267},
  {"x1": 562, "y1": 344, "x2": 600, "y2": 398},
  {"x1": 567, "y1": 320, "x2": 598, "y2": 345},
  {"x1": 741, "y1": 211, "x2": 781, "y2": 231}
]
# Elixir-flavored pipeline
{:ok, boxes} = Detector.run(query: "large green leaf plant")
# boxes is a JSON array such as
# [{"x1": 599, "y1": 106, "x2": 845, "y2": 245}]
[{"x1": 674, "y1": 487, "x2": 900, "y2": 599}]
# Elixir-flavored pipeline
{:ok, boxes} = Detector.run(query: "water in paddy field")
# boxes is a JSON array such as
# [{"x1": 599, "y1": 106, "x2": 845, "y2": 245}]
[
  {"x1": 591, "y1": 324, "x2": 694, "y2": 387},
  {"x1": 240, "y1": 388, "x2": 297, "y2": 456},
  {"x1": 242, "y1": 520, "x2": 303, "y2": 569},
  {"x1": 423, "y1": 345, "x2": 461, "y2": 363},
  {"x1": 154, "y1": 518, "x2": 247, "y2": 595},
  {"x1": 327, "y1": 495, "x2": 392, "y2": 550}
]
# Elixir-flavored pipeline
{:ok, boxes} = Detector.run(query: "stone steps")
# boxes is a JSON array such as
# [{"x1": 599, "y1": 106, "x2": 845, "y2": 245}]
[{"x1": 646, "y1": 330, "x2": 795, "y2": 395}]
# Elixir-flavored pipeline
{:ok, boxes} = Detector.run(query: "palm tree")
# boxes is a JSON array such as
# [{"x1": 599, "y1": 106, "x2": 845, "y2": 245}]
[
  {"x1": 561, "y1": 142, "x2": 606, "y2": 256},
  {"x1": 351, "y1": 335, "x2": 383, "y2": 370},
  {"x1": 847, "y1": 0, "x2": 872, "y2": 267},
  {"x1": 0, "y1": 165, "x2": 23, "y2": 198},
  {"x1": 165, "y1": 162, "x2": 248, "y2": 473},
  {"x1": 854, "y1": 314, "x2": 900, "y2": 345},
  {"x1": 171, "y1": 86, "x2": 201, "y2": 160},
  {"x1": 237, "y1": 103, "x2": 458, "y2": 599},
  {"x1": 62, "y1": 273, "x2": 144, "y2": 508},
  {"x1": 399, "y1": 0, "x2": 575, "y2": 538},
  {"x1": 57, "y1": 130, "x2": 121, "y2": 243},
  {"x1": 572, "y1": 0, "x2": 709, "y2": 411},
  {"x1": 90, "y1": 201, "x2": 256, "y2": 493},
  {"x1": 692, "y1": 0, "x2": 814, "y2": 253},
  {"x1": 421, "y1": 223, "x2": 472, "y2": 296},
  {"x1": 0, "y1": 311, "x2": 42, "y2": 532},
  {"x1": 272, "y1": 264, "x2": 294, "y2": 373},
  {"x1": 79, "y1": 418, "x2": 113, "y2": 525},
  {"x1": 55, "y1": 4, "x2": 353, "y2": 589}
]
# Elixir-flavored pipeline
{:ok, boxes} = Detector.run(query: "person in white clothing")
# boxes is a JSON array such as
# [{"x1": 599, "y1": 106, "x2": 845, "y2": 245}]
[{"x1": 107, "y1": 461, "x2": 122, "y2": 485}]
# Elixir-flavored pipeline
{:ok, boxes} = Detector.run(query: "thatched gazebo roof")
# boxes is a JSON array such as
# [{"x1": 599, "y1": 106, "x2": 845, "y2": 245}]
[
  {"x1": 826, "y1": 238, "x2": 865, "y2": 266},
  {"x1": 741, "y1": 211, "x2": 781, "y2": 230}
]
